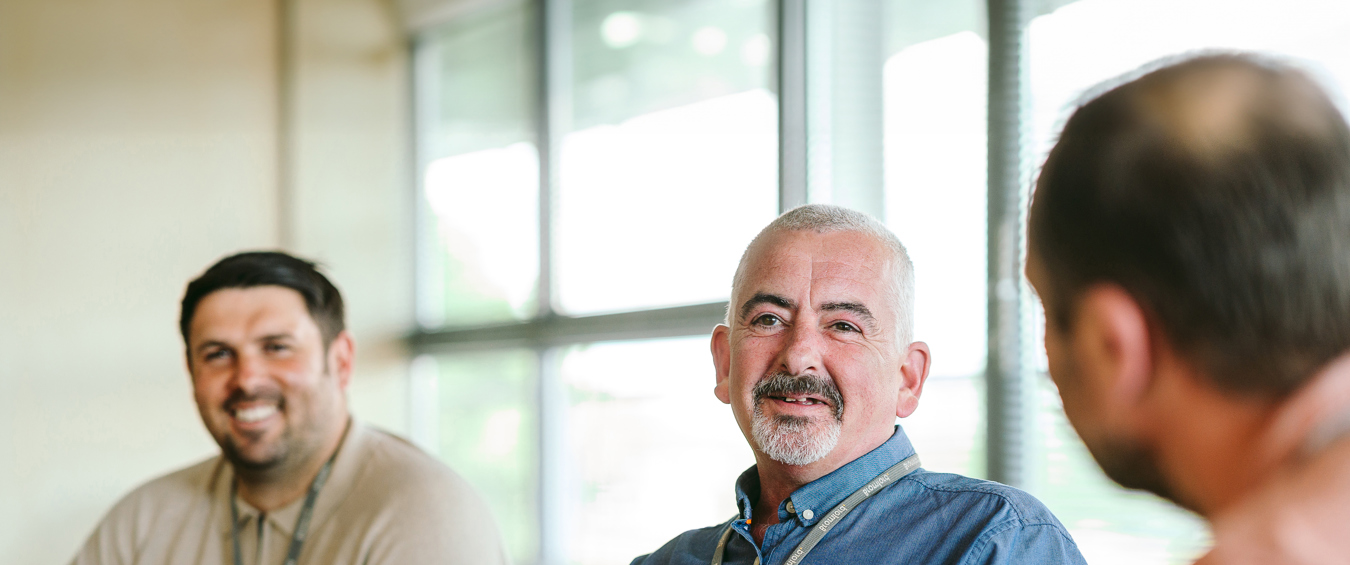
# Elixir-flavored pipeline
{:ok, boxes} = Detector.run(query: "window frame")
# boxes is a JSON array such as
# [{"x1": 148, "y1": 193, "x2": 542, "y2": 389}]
[{"x1": 407, "y1": 1, "x2": 1034, "y2": 562}]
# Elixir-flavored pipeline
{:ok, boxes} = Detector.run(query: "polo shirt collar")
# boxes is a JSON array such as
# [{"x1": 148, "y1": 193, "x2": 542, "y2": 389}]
[
  {"x1": 734, "y1": 425, "x2": 918, "y2": 527},
  {"x1": 215, "y1": 417, "x2": 368, "y2": 538}
]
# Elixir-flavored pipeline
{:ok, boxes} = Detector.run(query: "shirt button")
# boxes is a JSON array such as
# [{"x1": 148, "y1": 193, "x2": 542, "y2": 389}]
[
  {"x1": 785, "y1": 500, "x2": 795, "y2": 514},
  {"x1": 802, "y1": 509, "x2": 814, "y2": 520}
]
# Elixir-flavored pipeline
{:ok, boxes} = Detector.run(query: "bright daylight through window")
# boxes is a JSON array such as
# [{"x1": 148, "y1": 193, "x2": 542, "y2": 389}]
[{"x1": 410, "y1": 1, "x2": 1350, "y2": 564}]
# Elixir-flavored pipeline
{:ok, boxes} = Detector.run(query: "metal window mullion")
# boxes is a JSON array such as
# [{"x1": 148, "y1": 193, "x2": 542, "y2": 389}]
[
  {"x1": 985, "y1": 0, "x2": 1031, "y2": 488},
  {"x1": 777, "y1": 0, "x2": 884, "y2": 219},
  {"x1": 537, "y1": 0, "x2": 569, "y2": 321},
  {"x1": 536, "y1": 345, "x2": 566, "y2": 565},
  {"x1": 534, "y1": 0, "x2": 570, "y2": 562},
  {"x1": 777, "y1": 0, "x2": 809, "y2": 213}
]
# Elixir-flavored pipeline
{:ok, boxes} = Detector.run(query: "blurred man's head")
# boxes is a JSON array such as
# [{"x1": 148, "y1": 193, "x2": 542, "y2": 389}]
[
  {"x1": 713, "y1": 205, "x2": 929, "y2": 471},
  {"x1": 180, "y1": 252, "x2": 354, "y2": 481},
  {"x1": 1027, "y1": 53, "x2": 1350, "y2": 503}
]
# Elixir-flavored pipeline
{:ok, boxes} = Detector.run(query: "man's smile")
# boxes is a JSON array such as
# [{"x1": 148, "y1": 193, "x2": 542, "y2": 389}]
[
  {"x1": 225, "y1": 395, "x2": 284, "y2": 432},
  {"x1": 232, "y1": 404, "x2": 278, "y2": 423},
  {"x1": 766, "y1": 394, "x2": 829, "y2": 407}
]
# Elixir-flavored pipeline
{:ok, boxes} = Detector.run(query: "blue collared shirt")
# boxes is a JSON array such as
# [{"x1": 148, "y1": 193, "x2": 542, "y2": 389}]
[{"x1": 631, "y1": 427, "x2": 1087, "y2": 565}]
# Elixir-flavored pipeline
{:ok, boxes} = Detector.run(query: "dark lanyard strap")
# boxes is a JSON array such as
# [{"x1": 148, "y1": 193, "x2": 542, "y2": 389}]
[
  {"x1": 230, "y1": 448, "x2": 341, "y2": 565},
  {"x1": 712, "y1": 454, "x2": 922, "y2": 565}
]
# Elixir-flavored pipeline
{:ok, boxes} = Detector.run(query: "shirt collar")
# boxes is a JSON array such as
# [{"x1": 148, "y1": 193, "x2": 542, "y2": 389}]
[
  {"x1": 216, "y1": 417, "x2": 368, "y2": 537},
  {"x1": 733, "y1": 425, "x2": 918, "y2": 527}
]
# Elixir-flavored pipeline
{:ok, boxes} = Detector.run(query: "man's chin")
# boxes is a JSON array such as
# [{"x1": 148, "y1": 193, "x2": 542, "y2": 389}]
[
  {"x1": 219, "y1": 440, "x2": 287, "y2": 475},
  {"x1": 1088, "y1": 436, "x2": 1192, "y2": 510},
  {"x1": 752, "y1": 415, "x2": 841, "y2": 467}
]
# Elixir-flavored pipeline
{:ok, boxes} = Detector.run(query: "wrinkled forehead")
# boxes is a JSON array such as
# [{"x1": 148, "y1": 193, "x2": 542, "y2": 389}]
[{"x1": 733, "y1": 230, "x2": 899, "y2": 305}]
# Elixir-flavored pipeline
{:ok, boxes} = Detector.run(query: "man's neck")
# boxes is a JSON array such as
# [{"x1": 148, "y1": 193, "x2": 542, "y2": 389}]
[
  {"x1": 1156, "y1": 355, "x2": 1350, "y2": 517},
  {"x1": 236, "y1": 417, "x2": 350, "y2": 513},
  {"x1": 748, "y1": 427, "x2": 894, "y2": 544}
]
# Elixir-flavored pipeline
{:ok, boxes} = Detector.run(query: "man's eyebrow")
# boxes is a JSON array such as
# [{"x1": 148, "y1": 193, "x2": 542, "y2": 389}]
[
  {"x1": 822, "y1": 301, "x2": 879, "y2": 329},
  {"x1": 194, "y1": 340, "x2": 229, "y2": 354},
  {"x1": 739, "y1": 292, "x2": 796, "y2": 321}
]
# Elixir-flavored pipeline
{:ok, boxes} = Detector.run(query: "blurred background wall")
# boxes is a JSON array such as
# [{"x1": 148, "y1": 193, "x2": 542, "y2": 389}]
[
  {"x1": 6, "y1": 1, "x2": 1350, "y2": 564},
  {"x1": 0, "y1": 0, "x2": 412, "y2": 562}
]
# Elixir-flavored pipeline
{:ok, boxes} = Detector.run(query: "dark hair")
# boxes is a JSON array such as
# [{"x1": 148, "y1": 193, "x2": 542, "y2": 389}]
[
  {"x1": 1030, "y1": 53, "x2": 1350, "y2": 397},
  {"x1": 179, "y1": 251, "x2": 346, "y2": 350}
]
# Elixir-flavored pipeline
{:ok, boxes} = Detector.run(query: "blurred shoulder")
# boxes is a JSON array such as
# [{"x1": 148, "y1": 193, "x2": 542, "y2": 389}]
[
  {"x1": 109, "y1": 455, "x2": 224, "y2": 519},
  {"x1": 349, "y1": 424, "x2": 484, "y2": 505},
  {"x1": 71, "y1": 455, "x2": 225, "y2": 565}
]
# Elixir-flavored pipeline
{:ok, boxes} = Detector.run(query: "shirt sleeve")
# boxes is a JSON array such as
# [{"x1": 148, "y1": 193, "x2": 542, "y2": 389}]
[
  {"x1": 69, "y1": 494, "x2": 141, "y2": 565},
  {"x1": 961, "y1": 521, "x2": 1089, "y2": 565}
]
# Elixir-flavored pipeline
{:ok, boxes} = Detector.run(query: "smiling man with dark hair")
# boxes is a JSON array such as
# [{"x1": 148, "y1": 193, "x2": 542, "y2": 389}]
[
  {"x1": 72, "y1": 251, "x2": 509, "y2": 565},
  {"x1": 633, "y1": 205, "x2": 1085, "y2": 565},
  {"x1": 1027, "y1": 53, "x2": 1350, "y2": 563}
]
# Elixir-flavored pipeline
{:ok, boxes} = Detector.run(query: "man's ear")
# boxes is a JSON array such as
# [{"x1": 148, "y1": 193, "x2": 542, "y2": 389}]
[
  {"x1": 328, "y1": 330, "x2": 356, "y2": 390},
  {"x1": 712, "y1": 324, "x2": 732, "y2": 404},
  {"x1": 896, "y1": 341, "x2": 931, "y2": 418},
  {"x1": 1074, "y1": 284, "x2": 1155, "y2": 421}
]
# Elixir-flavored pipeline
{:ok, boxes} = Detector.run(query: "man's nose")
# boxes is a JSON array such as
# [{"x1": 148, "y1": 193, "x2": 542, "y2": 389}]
[
  {"x1": 779, "y1": 321, "x2": 824, "y2": 376},
  {"x1": 231, "y1": 352, "x2": 267, "y2": 392}
]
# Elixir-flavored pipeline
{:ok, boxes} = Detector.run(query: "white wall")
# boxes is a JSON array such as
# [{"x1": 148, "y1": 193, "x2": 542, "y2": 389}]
[{"x1": 0, "y1": 1, "x2": 412, "y2": 562}]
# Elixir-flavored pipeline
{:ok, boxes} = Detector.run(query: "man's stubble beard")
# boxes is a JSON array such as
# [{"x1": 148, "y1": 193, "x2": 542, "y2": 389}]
[
  {"x1": 1087, "y1": 432, "x2": 1196, "y2": 511},
  {"x1": 750, "y1": 372, "x2": 845, "y2": 467},
  {"x1": 217, "y1": 391, "x2": 297, "y2": 480}
]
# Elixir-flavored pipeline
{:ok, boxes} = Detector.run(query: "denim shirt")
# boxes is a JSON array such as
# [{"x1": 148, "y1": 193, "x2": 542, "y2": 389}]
[{"x1": 631, "y1": 427, "x2": 1087, "y2": 565}]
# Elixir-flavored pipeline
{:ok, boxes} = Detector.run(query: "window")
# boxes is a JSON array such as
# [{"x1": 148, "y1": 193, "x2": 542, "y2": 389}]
[
  {"x1": 408, "y1": 1, "x2": 1350, "y2": 564},
  {"x1": 882, "y1": 0, "x2": 989, "y2": 479},
  {"x1": 412, "y1": 1, "x2": 775, "y2": 563}
]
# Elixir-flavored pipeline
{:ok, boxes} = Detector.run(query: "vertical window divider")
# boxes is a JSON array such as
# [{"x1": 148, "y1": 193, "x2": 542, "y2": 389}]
[
  {"x1": 777, "y1": 0, "x2": 809, "y2": 212},
  {"x1": 534, "y1": 0, "x2": 569, "y2": 562},
  {"x1": 985, "y1": 0, "x2": 1031, "y2": 489}
]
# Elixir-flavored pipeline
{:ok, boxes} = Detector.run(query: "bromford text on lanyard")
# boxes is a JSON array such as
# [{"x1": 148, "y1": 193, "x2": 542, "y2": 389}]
[
  {"x1": 711, "y1": 454, "x2": 922, "y2": 565},
  {"x1": 229, "y1": 438, "x2": 344, "y2": 565}
]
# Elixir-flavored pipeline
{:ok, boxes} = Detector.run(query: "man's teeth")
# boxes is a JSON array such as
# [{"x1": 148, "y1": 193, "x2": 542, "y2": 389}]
[
  {"x1": 781, "y1": 397, "x2": 820, "y2": 405},
  {"x1": 234, "y1": 405, "x2": 278, "y2": 423}
]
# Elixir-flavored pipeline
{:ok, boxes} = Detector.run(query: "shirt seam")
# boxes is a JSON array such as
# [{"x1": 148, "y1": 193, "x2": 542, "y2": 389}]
[
  {"x1": 905, "y1": 473, "x2": 1028, "y2": 522},
  {"x1": 960, "y1": 521, "x2": 1080, "y2": 565}
]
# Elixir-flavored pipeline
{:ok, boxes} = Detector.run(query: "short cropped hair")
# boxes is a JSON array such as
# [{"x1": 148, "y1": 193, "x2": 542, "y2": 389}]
[
  {"x1": 1030, "y1": 53, "x2": 1350, "y2": 396},
  {"x1": 731, "y1": 204, "x2": 916, "y2": 344},
  {"x1": 180, "y1": 251, "x2": 346, "y2": 351}
]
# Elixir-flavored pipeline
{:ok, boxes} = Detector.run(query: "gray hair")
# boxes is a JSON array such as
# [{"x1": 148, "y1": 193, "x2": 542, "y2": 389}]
[{"x1": 729, "y1": 204, "x2": 916, "y2": 344}]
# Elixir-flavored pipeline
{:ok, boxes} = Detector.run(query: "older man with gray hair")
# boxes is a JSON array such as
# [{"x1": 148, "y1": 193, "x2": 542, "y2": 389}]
[{"x1": 632, "y1": 204, "x2": 1085, "y2": 565}]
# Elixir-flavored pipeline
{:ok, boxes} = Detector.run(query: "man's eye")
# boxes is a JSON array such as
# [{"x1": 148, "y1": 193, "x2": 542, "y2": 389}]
[
  {"x1": 830, "y1": 321, "x2": 860, "y2": 333},
  {"x1": 203, "y1": 349, "x2": 231, "y2": 362},
  {"x1": 264, "y1": 342, "x2": 290, "y2": 353},
  {"x1": 751, "y1": 314, "x2": 783, "y2": 327}
]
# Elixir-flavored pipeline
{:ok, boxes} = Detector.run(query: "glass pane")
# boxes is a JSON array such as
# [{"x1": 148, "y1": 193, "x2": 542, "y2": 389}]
[
  {"x1": 555, "y1": 0, "x2": 779, "y2": 315},
  {"x1": 1028, "y1": 0, "x2": 1350, "y2": 169},
  {"x1": 882, "y1": 0, "x2": 988, "y2": 478},
  {"x1": 557, "y1": 337, "x2": 754, "y2": 565},
  {"x1": 416, "y1": 3, "x2": 540, "y2": 328},
  {"x1": 1020, "y1": 0, "x2": 1350, "y2": 561},
  {"x1": 427, "y1": 349, "x2": 540, "y2": 565}
]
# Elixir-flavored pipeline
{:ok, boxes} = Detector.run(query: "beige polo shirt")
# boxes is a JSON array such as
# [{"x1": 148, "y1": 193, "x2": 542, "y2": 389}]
[{"x1": 71, "y1": 421, "x2": 510, "y2": 565}]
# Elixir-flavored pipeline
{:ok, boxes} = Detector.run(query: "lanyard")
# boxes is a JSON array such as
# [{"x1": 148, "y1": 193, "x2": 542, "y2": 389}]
[
  {"x1": 230, "y1": 448, "x2": 341, "y2": 565},
  {"x1": 711, "y1": 454, "x2": 921, "y2": 565}
]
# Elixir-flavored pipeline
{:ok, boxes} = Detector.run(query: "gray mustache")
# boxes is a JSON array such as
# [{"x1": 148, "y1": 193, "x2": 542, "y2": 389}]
[{"x1": 752, "y1": 372, "x2": 844, "y2": 421}]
